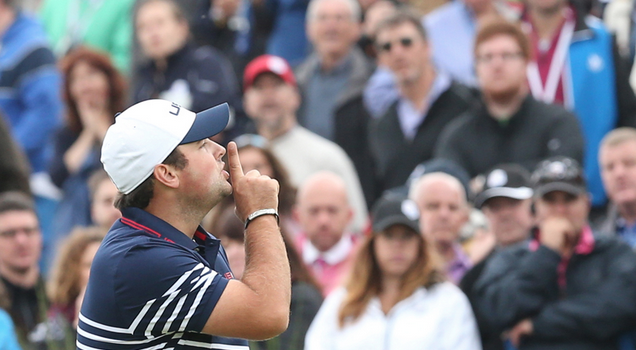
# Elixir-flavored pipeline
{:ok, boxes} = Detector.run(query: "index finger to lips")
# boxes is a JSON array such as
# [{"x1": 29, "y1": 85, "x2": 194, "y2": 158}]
[{"x1": 227, "y1": 142, "x2": 244, "y2": 180}]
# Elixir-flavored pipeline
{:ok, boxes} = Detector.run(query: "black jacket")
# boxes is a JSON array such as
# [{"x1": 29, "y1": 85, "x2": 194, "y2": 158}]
[
  {"x1": 435, "y1": 94, "x2": 585, "y2": 177},
  {"x1": 368, "y1": 81, "x2": 477, "y2": 195},
  {"x1": 473, "y1": 235, "x2": 636, "y2": 350},
  {"x1": 132, "y1": 42, "x2": 246, "y2": 140}
]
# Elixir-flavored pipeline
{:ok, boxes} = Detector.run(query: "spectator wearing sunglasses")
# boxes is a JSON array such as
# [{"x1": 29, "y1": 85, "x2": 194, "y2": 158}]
[
  {"x1": 434, "y1": 19, "x2": 584, "y2": 180},
  {"x1": 368, "y1": 11, "x2": 477, "y2": 199},
  {"x1": 472, "y1": 156, "x2": 636, "y2": 350}
]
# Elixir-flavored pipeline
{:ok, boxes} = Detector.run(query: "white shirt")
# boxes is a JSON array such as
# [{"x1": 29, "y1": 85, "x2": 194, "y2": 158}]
[
  {"x1": 396, "y1": 71, "x2": 452, "y2": 141},
  {"x1": 302, "y1": 233, "x2": 355, "y2": 266},
  {"x1": 270, "y1": 126, "x2": 369, "y2": 233},
  {"x1": 305, "y1": 282, "x2": 482, "y2": 350}
]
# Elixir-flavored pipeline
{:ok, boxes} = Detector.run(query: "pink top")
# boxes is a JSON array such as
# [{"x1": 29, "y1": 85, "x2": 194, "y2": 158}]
[{"x1": 295, "y1": 233, "x2": 357, "y2": 296}]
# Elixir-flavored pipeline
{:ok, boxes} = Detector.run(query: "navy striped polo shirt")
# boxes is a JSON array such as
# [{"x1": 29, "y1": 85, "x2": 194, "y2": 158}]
[{"x1": 77, "y1": 207, "x2": 248, "y2": 350}]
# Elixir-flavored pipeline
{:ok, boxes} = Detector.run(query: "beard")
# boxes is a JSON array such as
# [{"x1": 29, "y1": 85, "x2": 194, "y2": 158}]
[{"x1": 484, "y1": 82, "x2": 523, "y2": 105}]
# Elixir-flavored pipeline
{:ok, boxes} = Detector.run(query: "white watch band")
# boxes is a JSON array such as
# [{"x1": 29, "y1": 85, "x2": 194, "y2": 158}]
[{"x1": 244, "y1": 208, "x2": 279, "y2": 229}]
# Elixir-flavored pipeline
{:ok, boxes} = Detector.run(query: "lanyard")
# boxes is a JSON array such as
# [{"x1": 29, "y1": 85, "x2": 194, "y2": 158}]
[{"x1": 527, "y1": 18, "x2": 575, "y2": 104}]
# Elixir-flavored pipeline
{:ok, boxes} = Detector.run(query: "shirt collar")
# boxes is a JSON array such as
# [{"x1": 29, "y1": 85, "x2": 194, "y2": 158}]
[
  {"x1": 120, "y1": 207, "x2": 215, "y2": 251},
  {"x1": 574, "y1": 225, "x2": 595, "y2": 255},
  {"x1": 302, "y1": 233, "x2": 354, "y2": 266},
  {"x1": 448, "y1": 243, "x2": 472, "y2": 271}
]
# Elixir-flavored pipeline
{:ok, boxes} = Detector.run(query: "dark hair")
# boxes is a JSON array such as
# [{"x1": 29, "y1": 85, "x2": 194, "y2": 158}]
[
  {"x1": 235, "y1": 143, "x2": 297, "y2": 215},
  {"x1": 375, "y1": 10, "x2": 427, "y2": 42},
  {"x1": 60, "y1": 47, "x2": 127, "y2": 134},
  {"x1": 0, "y1": 191, "x2": 36, "y2": 216},
  {"x1": 136, "y1": 0, "x2": 188, "y2": 23},
  {"x1": 114, "y1": 148, "x2": 188, "y2": 210},
  {"x1": 474, "y1": 19, "x2": 532, "y2": 61},
  {"x1": 87, "y1": 169, "x2": 112, "y2": 202}
]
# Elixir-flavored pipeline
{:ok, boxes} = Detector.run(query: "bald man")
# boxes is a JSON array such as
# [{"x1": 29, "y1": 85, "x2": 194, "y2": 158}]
[
  {"x1": 409, "y1": 172, "x2": 472, "y2": 284},
  {"x1": 293, "y1": 171, "x2": 356, "y2": 295}
]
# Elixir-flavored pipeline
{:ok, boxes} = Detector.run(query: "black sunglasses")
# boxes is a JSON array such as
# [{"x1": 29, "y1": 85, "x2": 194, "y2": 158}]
[{"x1": 377, "y1": 37, "x2": 414, "y2": 53}]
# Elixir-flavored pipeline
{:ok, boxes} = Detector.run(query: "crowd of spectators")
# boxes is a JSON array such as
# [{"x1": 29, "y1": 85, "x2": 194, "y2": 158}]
[{"x1": 1, "y1": 0, "x2": 636, "y2": 349}]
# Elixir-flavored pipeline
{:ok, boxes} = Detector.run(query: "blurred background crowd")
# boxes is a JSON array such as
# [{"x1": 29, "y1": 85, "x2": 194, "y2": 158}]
[{"x1": 1, "y1": 0, "x2": 636, "y2": 349}]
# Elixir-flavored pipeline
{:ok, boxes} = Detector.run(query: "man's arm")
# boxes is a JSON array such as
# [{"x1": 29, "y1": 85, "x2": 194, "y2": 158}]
[
  {"x1": 530, "y1": 241, "x2": 636, "y2": 341},
  {"x1": 202, "y1": 142, "x2": 291, "y2": 340},
  {"x1": 473, "y1": 244, "x2": 561, "y2": 334}
]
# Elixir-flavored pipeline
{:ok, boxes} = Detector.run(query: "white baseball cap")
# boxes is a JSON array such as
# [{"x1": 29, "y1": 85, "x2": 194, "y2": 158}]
[{"x1": 101, "y1": 99, "x2": 230, "y2": 194}]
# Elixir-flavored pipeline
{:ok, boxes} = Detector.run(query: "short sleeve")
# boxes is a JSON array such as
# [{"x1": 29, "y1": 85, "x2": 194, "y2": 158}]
[{"x1": 113, "y1": 242, "x2": 229, "y2": 336}]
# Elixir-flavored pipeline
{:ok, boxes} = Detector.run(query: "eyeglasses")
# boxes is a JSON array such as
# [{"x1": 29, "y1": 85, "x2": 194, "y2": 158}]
[
  {"x1": 376, "y1": 37, "x2": 415, "y2": 53},
  {"x1": 476, "y1": 52, "x2": 524, "y2": 64},
  {"x1": 0, "y1": 226, "x2": 40, "y2": 239}
]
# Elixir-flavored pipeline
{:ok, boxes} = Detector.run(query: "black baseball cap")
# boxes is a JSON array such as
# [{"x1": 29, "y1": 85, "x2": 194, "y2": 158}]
[
  {"x1": 371, "y1": 194, "x2": 420, "y2": 233},
  {"x1": 474, "y1": 164, "x2": 533, "y2": 208},
  {"x1": 531, "y1": 156, "x2": 587, "y2": 197}
]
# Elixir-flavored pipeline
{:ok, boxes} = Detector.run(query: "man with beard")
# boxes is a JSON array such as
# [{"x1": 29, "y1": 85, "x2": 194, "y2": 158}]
[
  {"x1": 0, "y1": 192, "x2": 74, "y2": 349},
  {"x1": 435, "y1": 19, "x2": 583, "y2": 179},
  {"x1": 77, "y1": 100, "x2": 291, "y2": 349}
]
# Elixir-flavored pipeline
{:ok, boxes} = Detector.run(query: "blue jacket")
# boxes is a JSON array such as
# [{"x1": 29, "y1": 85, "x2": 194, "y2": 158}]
[
  {"x1": 546, "y1": 12, "x2": 636, "y2": 206},
  {"x1": 0, "y1": 309, "x2": 21, "y2": 350},
  {"x1": 0, "y1": 12, "x2": 62, "y2": 173}
]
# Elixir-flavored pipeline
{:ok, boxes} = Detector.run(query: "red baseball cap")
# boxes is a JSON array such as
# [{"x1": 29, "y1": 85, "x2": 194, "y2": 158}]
[{"x1": 243, "y1": 55, "x2": 296, "y2": 90}]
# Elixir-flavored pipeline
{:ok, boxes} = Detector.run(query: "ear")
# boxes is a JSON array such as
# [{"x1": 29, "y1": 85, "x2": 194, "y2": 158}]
[{"x1": 153, "y1": 163, "x2": 180, "y2": 189}]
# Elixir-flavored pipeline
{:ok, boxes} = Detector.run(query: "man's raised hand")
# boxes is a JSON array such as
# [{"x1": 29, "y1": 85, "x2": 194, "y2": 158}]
[{"x1": 227, "y1": 141, "x2": 279, "y2": 222}]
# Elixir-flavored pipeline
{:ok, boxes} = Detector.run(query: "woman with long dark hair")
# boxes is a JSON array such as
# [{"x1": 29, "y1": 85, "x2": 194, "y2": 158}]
[
  {"x1": 48, "y1": 47, "x2": 126, "y2": 240},
  {"x1": 305, "y1": 195, "x2": 481, "y2": 350}
]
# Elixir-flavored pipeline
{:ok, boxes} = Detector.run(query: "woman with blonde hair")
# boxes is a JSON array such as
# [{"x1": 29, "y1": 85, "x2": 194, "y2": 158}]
[
  {"x1": 47, "y1": 226, "x2": 107, "y2": 332},
  {"x1": 305, "y1": 195, "x2": 481, "y2": 350}
]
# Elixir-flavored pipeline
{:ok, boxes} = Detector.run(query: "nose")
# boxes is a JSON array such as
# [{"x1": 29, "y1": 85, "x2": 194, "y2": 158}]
[
  {"x1": 551, "y1": 200, "x2": 569, "y2": 216},
  {"x1": 213, "y1": 141, "x2": 226, "y2": 159}
]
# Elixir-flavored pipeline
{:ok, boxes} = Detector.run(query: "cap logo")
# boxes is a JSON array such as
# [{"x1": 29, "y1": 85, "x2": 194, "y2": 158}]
[
  {"x1": 548, "y1": 161, "x2": 567, "y2": 177},
  {"x1": 401, "y1": 200, "x2": 420, "y2": 221},
  {"x1": 169, "y1": 102, "x2": 181, "y2": 116},
  {"x1": 487, "y1": 169, "x2": 508, "y2": 188},
  {"x1": 267, "y1": 57, "x2": 288, "y2": 75}
]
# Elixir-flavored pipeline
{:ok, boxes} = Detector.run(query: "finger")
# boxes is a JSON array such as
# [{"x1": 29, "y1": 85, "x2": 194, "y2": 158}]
[
  {"x1": 227, "y1": 141, "x2": 244, "y2": 180},
  {"x1": 245, "y1": 169, "x2": 262, "y2": 178}
]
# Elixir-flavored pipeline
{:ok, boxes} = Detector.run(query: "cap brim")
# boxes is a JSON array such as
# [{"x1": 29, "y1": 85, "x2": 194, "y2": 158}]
[
  {"x1": 534, "y1": 182, "x2": 586, "y2": 198},
  {"x1": 475, "y1": 187, "x2": 533, "y2": 208},
  {"x1": 180, "y1": 103, "x2": 230, "y2": 144},
  {"x1": 373, "y1": 216, "x2": 419, "y2": 234}
]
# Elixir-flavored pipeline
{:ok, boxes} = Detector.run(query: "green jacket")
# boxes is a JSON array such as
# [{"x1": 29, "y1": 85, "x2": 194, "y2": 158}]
[{"x1": 39, "y1": 0, "x2": 134, "y2": 72}]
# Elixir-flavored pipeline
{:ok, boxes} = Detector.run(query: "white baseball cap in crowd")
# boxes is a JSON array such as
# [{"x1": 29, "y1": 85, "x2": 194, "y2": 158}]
[{"x1": 101, "y1": 99, "x2": 230, "y2": 194}]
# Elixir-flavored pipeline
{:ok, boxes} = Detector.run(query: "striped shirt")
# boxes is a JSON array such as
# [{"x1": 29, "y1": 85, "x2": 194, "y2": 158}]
[{"x1": 77, "y1": 207, "x2": 248, "y2": 350}]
